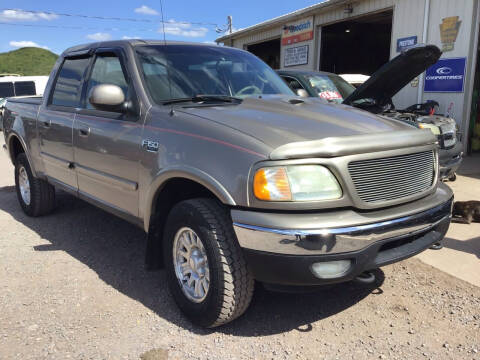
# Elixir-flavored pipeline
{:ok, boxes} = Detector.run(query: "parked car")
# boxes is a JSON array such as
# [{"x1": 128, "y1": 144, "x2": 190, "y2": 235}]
[
  {"x1": 3, "y1": 40, "x2": 452, "y2": 327},
  {"x1": 0, "y1": 75, "x2": 49, "y2": 98},
  {"x1": 278, "y1": 45, "x2": 463, "y2": 181},
  {"x1": 277, "y1": 69, "x2": 354, "y2": 103}
]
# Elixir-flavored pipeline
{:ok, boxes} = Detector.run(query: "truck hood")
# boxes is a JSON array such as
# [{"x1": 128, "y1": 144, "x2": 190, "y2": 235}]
[
  {"x1": 343, "y1": 45, "x2": 442, "y2": 106},
  {"x1": 177, "y1": 95, "x2": 434, "y2": 154}
]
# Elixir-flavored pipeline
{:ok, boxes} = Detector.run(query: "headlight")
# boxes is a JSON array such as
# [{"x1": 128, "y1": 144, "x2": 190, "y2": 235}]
[
  {"x1": 253, "y1": 165, "x2": 342, "y2": 201},
  {"x1": 418, "y1": 123, "x2": 441, "y2": 135}
]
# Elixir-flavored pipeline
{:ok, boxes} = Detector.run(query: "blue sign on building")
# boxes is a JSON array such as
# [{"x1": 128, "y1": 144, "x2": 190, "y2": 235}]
[
  {"x1": 424, "y1": 57, "x2": 466, "y2": 93},
  {"x1": 396, "y1": 36, "x2": 417, "y2": 52}
]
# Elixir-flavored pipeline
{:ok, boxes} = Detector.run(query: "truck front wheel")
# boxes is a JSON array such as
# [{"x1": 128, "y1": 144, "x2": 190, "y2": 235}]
[
  {"x1": 15, "y1": 153, "x2": 55, "y2": 217},
  {"x1": 163, "y1": 198, "x2": 254, "y2": 327}
]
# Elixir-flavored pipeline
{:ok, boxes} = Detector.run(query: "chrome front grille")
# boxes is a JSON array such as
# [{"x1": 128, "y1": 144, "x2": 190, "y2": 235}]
[{"x1": 348, "y1": 150, "x2": 435, "y2": 203}]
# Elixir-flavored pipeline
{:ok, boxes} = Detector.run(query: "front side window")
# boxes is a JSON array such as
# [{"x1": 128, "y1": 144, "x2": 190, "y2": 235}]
[
  {"x1": 51, "y1": 57, "x2": 90, "y2": 107},
  {"x1": 85, "y1": 54, "x2": 129, "y2": 109},
  {"x1": 281, "y1": 76, "x2": 305, "y2": 92},
  {"x1": 306, "y1": 74, "x2": 356, "y2": 103},
  {"x1": 135, "y1": 45, "x2": 294, "y2": 104}
]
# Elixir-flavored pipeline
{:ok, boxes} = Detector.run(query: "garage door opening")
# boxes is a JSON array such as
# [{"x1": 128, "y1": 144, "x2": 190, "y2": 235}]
[
  {"x1": 247, "y1": 38, "x2": 281, "y2": 69},
  {"x1": 320, "y1": 10, "x2": 393, "y2": 75}
]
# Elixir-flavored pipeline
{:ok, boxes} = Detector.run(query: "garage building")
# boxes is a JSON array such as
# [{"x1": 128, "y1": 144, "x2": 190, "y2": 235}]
[{"x1": 216, "y1": 0, "x2": 480, "y2": 153}]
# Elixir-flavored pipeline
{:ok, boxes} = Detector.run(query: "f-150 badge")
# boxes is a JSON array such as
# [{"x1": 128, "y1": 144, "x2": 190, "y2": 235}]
[{"x1": 142, "y1": 140, "x2": 159, "y2": 152}]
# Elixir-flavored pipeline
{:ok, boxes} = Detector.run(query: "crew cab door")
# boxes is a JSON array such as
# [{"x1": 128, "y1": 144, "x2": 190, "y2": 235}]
[
  {"x1": 73, "y1": 48, "x2": 142, "y2": 217},
  {"x1": 39, "y1": 55, "x2": 91, "y2": 190}
]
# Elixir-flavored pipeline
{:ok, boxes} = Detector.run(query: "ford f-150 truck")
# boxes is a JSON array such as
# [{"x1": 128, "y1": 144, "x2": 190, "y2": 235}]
[{"x1": 2, "y1": 40, "x2": 453, "y2": 327}]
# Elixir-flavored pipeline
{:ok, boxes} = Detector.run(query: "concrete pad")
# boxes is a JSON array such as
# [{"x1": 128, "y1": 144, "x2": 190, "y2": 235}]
[{"x1": 416, "y1": 155, "x2": 480, "y2": 288}]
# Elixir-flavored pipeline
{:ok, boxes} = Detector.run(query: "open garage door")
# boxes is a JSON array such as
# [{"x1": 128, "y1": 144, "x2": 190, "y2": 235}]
[
  {"x1": 247, "y1": 38, "x2": 281, "y2": 69},
  {"x1": 320, "y1": 10, "x2": 393, "y2": 75}
]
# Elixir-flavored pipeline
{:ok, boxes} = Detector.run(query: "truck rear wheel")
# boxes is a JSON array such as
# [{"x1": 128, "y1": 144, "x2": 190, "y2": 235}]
[
  {"x1": 15, "y1": 153, "x2": 55, "y2": 217},
  {"x1": 163, "y1": 198, "x2": 254, "y2": 327}
]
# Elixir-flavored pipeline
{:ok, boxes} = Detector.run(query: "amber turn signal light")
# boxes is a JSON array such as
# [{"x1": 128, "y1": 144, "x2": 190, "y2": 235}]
[{"x1": 253, "y1": 167, "x2": 292, "y2": 201}]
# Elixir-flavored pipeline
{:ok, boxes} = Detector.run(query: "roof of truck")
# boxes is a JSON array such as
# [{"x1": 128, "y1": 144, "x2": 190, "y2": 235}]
[{"x1": 61, "y1": 40, "x2": 226, "y2": 57}]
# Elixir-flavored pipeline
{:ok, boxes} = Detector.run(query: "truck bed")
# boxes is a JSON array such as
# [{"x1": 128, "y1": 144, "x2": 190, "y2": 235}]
[
  {"x1": 3, "y1": 96, "x2": 42, "y2": 134},
  {"x1": 6, "y1": 96, "x2": 43, "y2": 106}
]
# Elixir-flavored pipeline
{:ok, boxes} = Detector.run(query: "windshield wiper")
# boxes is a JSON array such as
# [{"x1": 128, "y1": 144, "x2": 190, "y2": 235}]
[{"x1": 163, "y1": 95, "x2": 242, "y2": 105}]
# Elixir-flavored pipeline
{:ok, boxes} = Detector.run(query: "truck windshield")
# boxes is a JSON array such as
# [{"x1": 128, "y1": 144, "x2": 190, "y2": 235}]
[{"x1": 135, "y1": 45, "x2": 294, "y2": 104}]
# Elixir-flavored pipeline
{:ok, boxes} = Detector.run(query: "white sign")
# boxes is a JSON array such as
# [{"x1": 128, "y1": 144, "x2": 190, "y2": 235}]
[{"x1": 284, "y1": 45, "x2": 309, "y2": 67}]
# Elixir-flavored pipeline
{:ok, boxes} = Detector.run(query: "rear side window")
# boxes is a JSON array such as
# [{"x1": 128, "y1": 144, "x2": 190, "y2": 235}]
[
  {"x1": 51, "y1": 57, "x2": 90, "y2": 107},
  {"x1": 0, "y1": 82, "x2": 15, "y2": 98},
  {"x1": 14, "y1": 81, "x2": 36, "y2": 96}
]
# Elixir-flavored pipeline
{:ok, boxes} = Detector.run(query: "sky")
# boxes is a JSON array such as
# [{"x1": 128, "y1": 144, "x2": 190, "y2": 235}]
[{"x1": 0, "y1": 1, "x2": 322, "y2": 54}]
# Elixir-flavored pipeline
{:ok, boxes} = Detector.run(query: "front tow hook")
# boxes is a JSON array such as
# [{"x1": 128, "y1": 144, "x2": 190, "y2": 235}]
[{"x1": 354, "y1": 271, "x2": 376, "y2": 284}]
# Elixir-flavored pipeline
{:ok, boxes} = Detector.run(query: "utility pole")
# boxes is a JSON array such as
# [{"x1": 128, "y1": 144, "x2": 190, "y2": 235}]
[{"x1": 227, "y1": 15, "x2": 233, "y2": 34}]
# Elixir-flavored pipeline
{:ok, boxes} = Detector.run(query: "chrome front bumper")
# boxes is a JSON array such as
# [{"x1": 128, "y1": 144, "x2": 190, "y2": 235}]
[{"x1": 232, "y1": 184, "x2": 453, "y2": 256}]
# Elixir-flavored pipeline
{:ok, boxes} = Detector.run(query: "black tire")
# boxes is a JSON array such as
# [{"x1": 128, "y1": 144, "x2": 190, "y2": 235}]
[
  {"x1": 163, "y1": 198, "x2": 254, "y2": 327},
  {"x1": 15, "y1": 153, "x2": 56, "y2": 217}
]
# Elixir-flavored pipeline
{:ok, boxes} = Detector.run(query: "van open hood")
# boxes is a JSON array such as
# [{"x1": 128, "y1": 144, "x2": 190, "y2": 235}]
[{"x1": 343, "y1": 45, "x2": 442, "y2": 106}]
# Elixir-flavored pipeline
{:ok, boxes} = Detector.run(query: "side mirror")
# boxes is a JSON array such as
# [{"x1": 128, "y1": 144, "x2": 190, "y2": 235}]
[
  {"x1": 296, "y1": 89, "x2": 309, "y2": 98},
  {"x1": 89, "y1": 84, "x2": 126, "y2": 112}
]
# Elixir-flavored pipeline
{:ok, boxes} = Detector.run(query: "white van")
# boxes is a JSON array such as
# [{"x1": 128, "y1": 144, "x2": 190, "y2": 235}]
[{"x1": 0, "y1": 75, "x2": 49, "y2": 98}]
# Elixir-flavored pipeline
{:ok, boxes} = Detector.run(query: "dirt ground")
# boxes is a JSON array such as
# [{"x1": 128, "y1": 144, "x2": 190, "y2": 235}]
[{"x1": 0, "y1": 138, "x2": 479, "y2": 359}]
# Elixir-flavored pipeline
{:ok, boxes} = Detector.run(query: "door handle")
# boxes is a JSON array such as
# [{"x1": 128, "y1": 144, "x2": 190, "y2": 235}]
[
  {"x1": 42, "y1": 120, "x2": 51, "y2": 128},
  {"x1": 78, "y1": 126, "x2": 90, "y2": 137}
]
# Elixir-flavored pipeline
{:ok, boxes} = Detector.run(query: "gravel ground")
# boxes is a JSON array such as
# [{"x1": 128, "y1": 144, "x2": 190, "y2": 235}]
[{"x1": 0, "y1": 156, "x2": 479, "y2": 359}]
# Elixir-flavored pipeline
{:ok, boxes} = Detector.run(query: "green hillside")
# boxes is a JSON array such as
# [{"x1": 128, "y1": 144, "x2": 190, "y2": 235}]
[{"x1": 0, "y1": 47, "x2": 58, "y2": 76}]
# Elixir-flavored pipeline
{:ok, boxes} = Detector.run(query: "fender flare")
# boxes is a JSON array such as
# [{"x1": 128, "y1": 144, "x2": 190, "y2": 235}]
[
  {"x1": 143, "y1": 165, "x2": 236, "y2": 232},
  {"x1": 6, "y1": 132, "x2": 37, "y2": 177}
]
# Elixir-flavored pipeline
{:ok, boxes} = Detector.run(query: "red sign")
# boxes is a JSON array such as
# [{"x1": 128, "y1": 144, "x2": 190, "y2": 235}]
[
  {"x1": 282, "y1": 31, "x2": 314, "y2": 45},
  {"x1": 318, "y1": 91, "x2": 342, "y2": 100}
]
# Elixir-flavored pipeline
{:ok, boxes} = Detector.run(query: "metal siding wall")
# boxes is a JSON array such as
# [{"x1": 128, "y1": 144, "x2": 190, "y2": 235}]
[
  {"x1": 313, "y1": 0, "x2": 395, "y2": 72},
  {"x1": 231, "y1": 0, "x2": 396, "y2": 71},
  {"x1": 391, "y1": 0, "x2": 427, "y2": 109},
  {"x1": 314, "y1": 0, "x2": 394, "y2": 26},
  {"x1": 388, "y1": 0, "x2": 476, "y2": 146},
  {"x1": 424, "y1": 0, "x2": 475, "y2": 137},
  {"x1": 231, "y1": 27, "x2": 283, "y2": 49}
]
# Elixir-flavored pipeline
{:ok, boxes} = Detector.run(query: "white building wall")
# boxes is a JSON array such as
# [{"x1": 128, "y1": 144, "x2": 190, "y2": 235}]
[
  {"x1": 423, "y1": 0, "x2": 477, "y2": 139},
  {"x1": 314, "y1": 0, "x2": 394, "y2": 25},
  {"x1": 281, "y1": 0, "x2": 396, "y2": 70},
  {"x1": 390, "y1": 0, "x2": 427, "y2": 109},
  {"x1": 231, "y1": 26, "x2": 282, "y2": 50}
]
